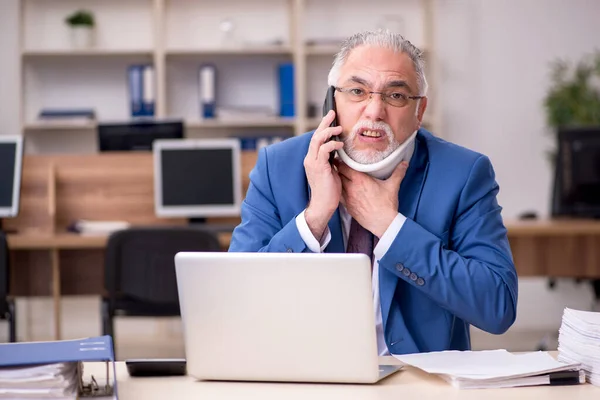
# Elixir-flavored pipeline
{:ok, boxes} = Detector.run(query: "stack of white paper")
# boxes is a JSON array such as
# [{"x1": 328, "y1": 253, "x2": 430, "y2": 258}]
[
  {"x1": 558, "y1": 307, "x2": 600, "y2": 386},
  {"x1": 394, "y1": 349, "x2": 582, "y2": 389},
  {"x1": 0, "y1": 362, "x2": 80, "y2": 399},
  {"x1": 70, "y1": 220, "x2": 130, "y2": 236}
]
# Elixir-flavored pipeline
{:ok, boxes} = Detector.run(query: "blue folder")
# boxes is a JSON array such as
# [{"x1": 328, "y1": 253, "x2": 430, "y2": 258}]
[{"x1": 0, "y1": 335, "x2": 117, "y2": 398}]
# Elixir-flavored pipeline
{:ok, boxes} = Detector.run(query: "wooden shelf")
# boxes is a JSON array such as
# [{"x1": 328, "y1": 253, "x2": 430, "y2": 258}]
[
  {"x1": 166, "y1": 46, "x2": 293, "y2": 57},
  {"x1": 19, "y1": 1, "x2": 439, "y2": 140},
  {"x1": 306, "y1": 117, "x2": 322, "y2": 128},
  {"x1": 24, "y1": 122, "x2": 97, "y2": 131},
  {"x1": 186, "y1": 117, "x2": 295, "y2": 129},
  {"x1": 22, "y1": 49, "x2": 153, "y2": 58},
  {"x1": 305, "y1": 44, "x2": 340, "y2": 56}
]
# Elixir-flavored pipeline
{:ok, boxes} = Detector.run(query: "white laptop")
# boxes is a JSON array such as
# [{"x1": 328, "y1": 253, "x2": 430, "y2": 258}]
[{"x1": 174, "y1": 252, "x2": 402, "y2": 384}]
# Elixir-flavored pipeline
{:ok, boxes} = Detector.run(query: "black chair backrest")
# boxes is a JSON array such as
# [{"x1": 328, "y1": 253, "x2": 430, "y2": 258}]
[
  {"x1": 0, "y1": 232, "x2": 9, "y2": 315},
  {"x1": 104, "y1": 227, "x2": 220, "y2": 306}
]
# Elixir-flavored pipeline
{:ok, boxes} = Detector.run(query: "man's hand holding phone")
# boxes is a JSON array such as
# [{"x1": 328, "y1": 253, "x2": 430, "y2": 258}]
[{"x1": 303, "y1": 110, "x2": 345, "y2": 241}]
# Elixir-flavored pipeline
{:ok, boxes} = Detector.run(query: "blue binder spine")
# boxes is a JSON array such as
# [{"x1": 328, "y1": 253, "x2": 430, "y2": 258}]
[
  {"x1": 0, "y1": 335, "x2": 117, "y2": 398},
  {"x1": 128, "y1": 65, "x2": 144, "y2": 117},
  {"x1": 278, "y1": 62, "x2": 295, "y2": 117},
  {"x1": 199, "y1": 64, "x2": 216, "y2": 119}
]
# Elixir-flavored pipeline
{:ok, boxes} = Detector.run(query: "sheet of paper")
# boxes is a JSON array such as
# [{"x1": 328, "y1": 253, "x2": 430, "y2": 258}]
[{"x1": 393, "y1": 349, "x2": 579, "y2": 381}]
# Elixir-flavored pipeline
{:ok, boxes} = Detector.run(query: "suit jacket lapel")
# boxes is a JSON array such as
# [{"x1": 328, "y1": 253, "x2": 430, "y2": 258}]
[{"x1": 397, "y1": 131, "x2": 429, "y2": 220}]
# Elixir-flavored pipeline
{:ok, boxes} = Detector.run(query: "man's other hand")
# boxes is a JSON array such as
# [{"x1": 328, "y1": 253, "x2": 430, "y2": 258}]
[{"x1": 337, "y1": 160, "x2": 409, "y2": 238}]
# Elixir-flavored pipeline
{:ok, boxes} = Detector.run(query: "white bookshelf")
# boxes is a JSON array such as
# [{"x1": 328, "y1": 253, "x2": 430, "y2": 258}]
[
  {"x1": 23, "y1": 49, "x2": 153, "y2": 58},
  {"x1": 24, "y1": 121, "x2": 97, "y2": 131},
  {"x1": 165, "y1": 47, "x2": 293, "y2": 57},
  {"x1": 186, "y1": 117, "x2": 295, "y2": 129},
  {"x1": 18, "y1": 0, "x2": 440, "y2": 148}
]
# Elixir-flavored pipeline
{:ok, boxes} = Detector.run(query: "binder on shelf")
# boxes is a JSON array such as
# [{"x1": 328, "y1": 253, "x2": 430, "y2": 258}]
[
  {"x1": 199, "y1": 64, "x2": 216, "y2": 118},
  {"x1": 38, "y1": 108, "x2": 96, "y2": 120},
  {"x1": 142, "y1": 65, "x2": 155, "y2": 117},
  {"x1": 128, "y1": 64, "x2": 154, "y2": 118},
  {"x1": 278, "y1": 62, "x2": 295, "y2": 117},
  {"x1": 0, "y1": 335, "x2": 117, "y2": 398},
  {"x1": 37, "y1": 108, "x2": 96, "y2": 126}
]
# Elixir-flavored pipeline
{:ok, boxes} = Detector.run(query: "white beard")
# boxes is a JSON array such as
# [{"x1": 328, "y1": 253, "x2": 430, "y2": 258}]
[{"x1": 342, "y1": 120, "x2": 400, "y2": 164}]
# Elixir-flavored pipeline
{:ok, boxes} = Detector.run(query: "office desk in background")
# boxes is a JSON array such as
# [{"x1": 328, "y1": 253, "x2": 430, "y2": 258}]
[
  {"x1": 7, "y1": 219, "x2": 600, "y2": 341},
  {"x1": 506, "y1": 218, "x2": 600, "y2": 277},
  {"x1": 84, "y1": 355, "x2": 598, "y2": 400},
  {"x1": 5, "y1": 231, "x2": 231, "y2": 341},
  {"x1": 5, "y1": 153, "x2": 600, "y2": 341},
  {"x1": 2, "y1": 152, "x2": 251, "y2": 340}
]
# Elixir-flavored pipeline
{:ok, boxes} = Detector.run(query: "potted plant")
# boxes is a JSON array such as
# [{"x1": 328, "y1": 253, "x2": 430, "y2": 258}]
[
  {"x1": 543, "y1": 51, "x2": 600, "y2": 161},
  {"x1": 65, "y1": 10, "x2": 95, "y2": 49}
]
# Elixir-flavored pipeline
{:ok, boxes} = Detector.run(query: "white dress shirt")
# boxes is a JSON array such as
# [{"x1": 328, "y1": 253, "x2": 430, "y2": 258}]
[{"x1": 295, "y1": 137, "x2": 416, "y2": 356}]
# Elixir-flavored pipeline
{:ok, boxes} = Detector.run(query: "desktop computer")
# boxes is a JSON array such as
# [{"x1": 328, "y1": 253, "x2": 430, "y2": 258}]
[
  {"x1": 0, "y1": 136, "x2": 24, "y2": 219},
  {"x1": 98, "y1": 120, "x2": 184, "y2": 152},
  {"x1": 152, "y1": 138, "x2": 242, "y2": 231},
  {"x1": 551, "y1": 127, "x2": 600, "y2": 218}
]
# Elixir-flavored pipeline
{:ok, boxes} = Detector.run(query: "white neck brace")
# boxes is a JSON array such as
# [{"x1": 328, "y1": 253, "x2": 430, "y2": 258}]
[{"x1": 336, "y1": 130, "x2": 418, "y2": 180}]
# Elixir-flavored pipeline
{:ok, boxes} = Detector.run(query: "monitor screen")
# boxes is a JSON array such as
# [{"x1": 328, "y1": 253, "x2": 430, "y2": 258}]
[
  {"x1": 0, "y1": 136, "x2": 24, "y2": 218},
  {"x1": 153, "y1": 138, "x2": 242, "y2": 218},
  {"x1": 552, "y1": 127, "x2": 600, "y2": 218},
  {"x1": 98, "y1": 120, "x2": 184, "y2": 152}
]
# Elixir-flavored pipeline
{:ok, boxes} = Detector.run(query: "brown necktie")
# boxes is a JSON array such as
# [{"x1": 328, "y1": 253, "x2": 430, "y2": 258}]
[{"x1": 346, "y1": 218, "x2": 377, "y2": 266}]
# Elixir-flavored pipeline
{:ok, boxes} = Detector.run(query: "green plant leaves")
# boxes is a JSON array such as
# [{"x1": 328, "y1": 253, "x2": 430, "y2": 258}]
[{"x1": 65, "y1": 10, "x2": 94, "y2": 27}]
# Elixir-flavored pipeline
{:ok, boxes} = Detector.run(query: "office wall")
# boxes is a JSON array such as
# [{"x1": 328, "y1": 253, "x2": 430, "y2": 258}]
[
  {"x1": 1, "y1": 0, "x2": 600, "y2": 342},
  {"x1": 439, "y1": 0, "x2": 600, "y2": 221},
  {"x1": 434, "y1": 0, "x2": 600, "y2": 334},
  {"x1": 0, "y1": 0, "x2": 20, "y2": 137}
]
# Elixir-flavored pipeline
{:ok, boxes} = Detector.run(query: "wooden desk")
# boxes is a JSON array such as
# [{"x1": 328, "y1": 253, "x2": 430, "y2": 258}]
[
  {"x1": 7, "y1": 219, "x2": 600, "y2": 341},
  {"x1": 5, "y1": 231, "x2": 232, "y2": 341},
  {"x1": 84, "y1": 356, "x2": 598, "y2": 399},
  {"x1": 6, "y1": 232, "x2": 232, "y2": 251},
  {"x1": 3, "y1": 152, "x2": 255, "y2": 340},
  {"x1": 505, "y1": 219, "x2": 600, "y2": 277}
]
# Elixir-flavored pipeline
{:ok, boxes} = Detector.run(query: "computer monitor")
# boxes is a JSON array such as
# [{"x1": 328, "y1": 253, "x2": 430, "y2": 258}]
[
  {"x1": 0, "y1": 136, "x2": 24, "y2": 218},
  {"x1": 153, "y1": 138, "x2": 242, "y2": 218},
  {"x1": 552, "y1": 127, "x2": 600, "y2": 218},
  {"x1": 98, "y1": 120, "x2": 184, "y2": 152}
]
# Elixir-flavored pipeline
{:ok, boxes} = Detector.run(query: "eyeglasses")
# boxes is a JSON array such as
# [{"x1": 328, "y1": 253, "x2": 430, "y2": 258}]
[{"x1": 334, "y1": 86, "x2": 424, "y2": 108}]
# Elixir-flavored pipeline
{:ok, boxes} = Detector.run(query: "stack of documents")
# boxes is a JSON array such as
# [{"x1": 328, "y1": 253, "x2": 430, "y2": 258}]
[
  {"x1": 0, "y1": 362, "x2": 80, "y2": 398},
  {"x1": 68, "y1": 219, "x2": 130, "y2": 236},
  {"x1": 558, "y1": 307, "x2": 600, "y2": 386},
  {"x1": 0, "y1": 335, "x2": 116, "y2": 399},
  {"x1": 394, "y1": 349, "x2": 583, "y2": 389}
]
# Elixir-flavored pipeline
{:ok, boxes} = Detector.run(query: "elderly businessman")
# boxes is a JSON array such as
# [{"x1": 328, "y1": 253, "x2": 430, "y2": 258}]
[{"x1": 229, "y1": 29, "x2": 518, "y2": 355}]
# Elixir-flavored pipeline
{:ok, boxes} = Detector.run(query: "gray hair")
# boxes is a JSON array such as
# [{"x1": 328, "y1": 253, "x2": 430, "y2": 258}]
[{"x1": 327, "y1": 29, "x2": 428, "y2": 96}]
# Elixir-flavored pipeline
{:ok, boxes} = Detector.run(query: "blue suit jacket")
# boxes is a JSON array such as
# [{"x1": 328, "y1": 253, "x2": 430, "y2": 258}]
[{"x1": 229, "y1": 129, "x2": 518, "y2": 354}]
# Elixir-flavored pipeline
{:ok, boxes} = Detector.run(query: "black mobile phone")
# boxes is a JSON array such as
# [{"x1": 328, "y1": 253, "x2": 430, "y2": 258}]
[
  {"x1": 323, "y1": 86, "x2": 339, "y2": 163},
  {"x1": 125, "y1": 359, "x2": 187, "y2": 377}
]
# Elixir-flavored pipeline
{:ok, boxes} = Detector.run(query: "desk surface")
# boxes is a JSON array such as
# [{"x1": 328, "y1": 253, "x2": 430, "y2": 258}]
[
  {"x1": 6, "y1": 232, "x2": 232, "y2": 251},
  {"x1": 7, "y1": 219, "x2": 600, "y2": 250},
  {"x1": 85, "y1": 356, "x2": 598, "y2": 400},
  {"x1": 504, "y1": 218, "x2": 600, "y2": 236}
]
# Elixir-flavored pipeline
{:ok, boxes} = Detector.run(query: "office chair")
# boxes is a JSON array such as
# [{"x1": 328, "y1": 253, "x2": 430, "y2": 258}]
[
  {"x1": 0, "y1": 231, "x2": 16, "y2": 342},
  {"x1": 102, "y1": 227, "x2": 221, "y2": 357}
]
